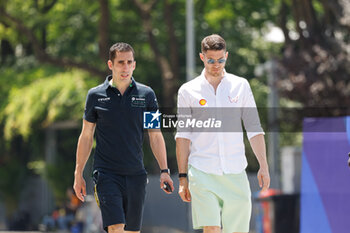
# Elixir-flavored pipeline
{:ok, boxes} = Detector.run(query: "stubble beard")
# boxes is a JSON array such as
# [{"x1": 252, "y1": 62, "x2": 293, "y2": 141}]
[{"x1": 209, "y1": 69, "x2": 223, "y2": 77}]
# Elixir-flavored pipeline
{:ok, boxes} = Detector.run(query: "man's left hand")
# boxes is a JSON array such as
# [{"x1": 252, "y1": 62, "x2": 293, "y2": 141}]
[
  {"x1": 257, "y1": 168, "x2": 270, "y2": 193},
  {"x1": 160, "y1": 173, "x2": 174, "y2": 194}
]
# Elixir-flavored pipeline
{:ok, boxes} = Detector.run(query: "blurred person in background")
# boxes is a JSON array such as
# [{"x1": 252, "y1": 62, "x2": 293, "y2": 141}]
[
  {"x1": 40, "y1": 188, "x2": 82, "y2": 231},
  {"x1": 73, "y1": 42, "x2": 173, "y2": 233}
]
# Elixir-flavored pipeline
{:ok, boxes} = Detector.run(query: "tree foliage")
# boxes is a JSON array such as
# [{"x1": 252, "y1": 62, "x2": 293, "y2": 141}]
[
  {"x1": 276, "y1": 0, "x2": 350, "y2": 109},
  {"x1": 0, "y1": 66, "x2": 97, "y2": 214},
  {"x1": 3, "y1": 70, "x2": 97, "y2": 140}
]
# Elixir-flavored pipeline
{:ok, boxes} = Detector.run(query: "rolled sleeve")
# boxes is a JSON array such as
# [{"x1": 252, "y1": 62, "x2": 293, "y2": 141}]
[
  {"x1": 241, "y1": 80, "x2": 264, "y2": 140},
  {"x1": 175, "y1": 87, "x2": 192, "y2": 140}
]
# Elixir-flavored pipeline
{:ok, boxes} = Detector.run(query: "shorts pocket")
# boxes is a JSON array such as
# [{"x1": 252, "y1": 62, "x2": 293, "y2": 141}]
[
  {"x1": 100, "y1": 194, "x2": 118, "y2": 206},
  {"x1": 92, "y1": 170, "x2": 99, "y2": 185}
]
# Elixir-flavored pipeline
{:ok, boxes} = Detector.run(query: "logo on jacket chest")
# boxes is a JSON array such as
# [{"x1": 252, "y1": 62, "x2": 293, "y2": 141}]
[
  {"x1": 98, "y1": 97, "x2": 111, "y2": 102},
  {"x1": 228, "y1": 95, "x2": 239, "y2": 103},
  {"x1": 131, "y1": 95, "x2": 146, "y2": 107},
  {"x1": 199, "y1": 99, "x2": 207, "y2": 106}
]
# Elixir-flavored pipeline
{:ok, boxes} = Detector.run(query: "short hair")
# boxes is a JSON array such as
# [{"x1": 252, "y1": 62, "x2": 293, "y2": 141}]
[
  {"x1": 109, "y1": 42, "x2": 135, "y2": 62},
  {"x1": 201, "y1": 34, "x2": 226, "y2": 53}
]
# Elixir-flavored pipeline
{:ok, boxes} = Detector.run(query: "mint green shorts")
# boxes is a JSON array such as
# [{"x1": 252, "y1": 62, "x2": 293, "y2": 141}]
[{"x1": 188, "y1": 165, "x2": 251, "y2": 233}]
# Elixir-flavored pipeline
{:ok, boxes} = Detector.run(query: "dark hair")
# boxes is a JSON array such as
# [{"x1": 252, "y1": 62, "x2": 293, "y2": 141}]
[
  {"x1": 201, "y1": 34, "x2": 226, "y2": 53},
  {"x1": 109, "y1": 42, "x2": 135, "y2": 62}
]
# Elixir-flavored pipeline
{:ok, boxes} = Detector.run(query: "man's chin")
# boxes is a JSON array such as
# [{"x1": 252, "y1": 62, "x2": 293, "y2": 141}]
[
  {"x1": 120, "y1": 76, "x2": 131, "y2": 80},
  {"x1": 210, "y1": 71, "x2": 222, "y2": 77}
]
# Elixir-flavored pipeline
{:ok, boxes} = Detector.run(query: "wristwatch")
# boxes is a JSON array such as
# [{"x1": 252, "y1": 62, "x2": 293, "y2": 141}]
[
  {"x1": 178, "y1": 173, "x2": 187, "y2": 178},
  {"x1": 160, "y1": 168, "x2": 170, "y2": 174}
]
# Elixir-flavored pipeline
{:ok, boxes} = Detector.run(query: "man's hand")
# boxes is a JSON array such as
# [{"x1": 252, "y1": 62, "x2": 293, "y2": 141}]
[
  {"x1": 257, "y1": 168, "x2": 270, "y2": 193},
  {"x1": 160, "y1": 173, "x2": 174, "y2": 194},
  {"x1": 178, "y1": 178, "x2": 191, "y2": 202},
  {"x1": 73, "y1": 174, "x2": 86, "y2": 202}
]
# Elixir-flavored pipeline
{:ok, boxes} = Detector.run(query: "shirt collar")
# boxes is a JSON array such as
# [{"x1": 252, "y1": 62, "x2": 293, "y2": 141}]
[
  {"x1": 103, "y1": 75, "x2": 136, "y2": 89},
  {"x1": 199, "y1": 68, "x2": 227, "y2": 86},
  {"x1": 102, "y1": 75, "x2": 112, "y2": 89}
]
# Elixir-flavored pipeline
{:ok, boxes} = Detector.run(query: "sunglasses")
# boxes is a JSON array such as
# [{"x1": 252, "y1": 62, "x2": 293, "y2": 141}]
[{"x1": 206, "y1": 58, "x2": 226, "y2": 65}]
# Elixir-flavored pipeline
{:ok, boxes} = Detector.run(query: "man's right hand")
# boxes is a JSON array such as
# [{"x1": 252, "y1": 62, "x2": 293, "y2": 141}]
[
  {"x1": 178, "y1": 178, "x2": 191, "y2": 202},
  {"x1": 73, "y1": 174, "x2": 86, "y2": 202}
]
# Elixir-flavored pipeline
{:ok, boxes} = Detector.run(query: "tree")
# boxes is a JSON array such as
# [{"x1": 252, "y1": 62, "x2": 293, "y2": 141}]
[
  {"x1": 130, "y1": 0, "x2": 181, "y2": 107},
  {"x1": 277, "y1": 0, "x2": 350, "y2": 110},
  {"x1": 0, "y1": 0, "x2": 107, "y2": 78},
  {"x1": 0, "y1": 66, "x2": 98, "y2": 215}
]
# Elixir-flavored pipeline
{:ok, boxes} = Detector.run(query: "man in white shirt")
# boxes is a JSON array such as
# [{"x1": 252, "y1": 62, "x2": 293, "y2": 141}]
[{"x1": 175, "y1": 34, "x2": 270, "y2": 233}]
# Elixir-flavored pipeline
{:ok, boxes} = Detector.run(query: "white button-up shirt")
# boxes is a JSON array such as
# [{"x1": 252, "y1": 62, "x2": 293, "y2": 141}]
[{"x1": 175, "y1": 69, "x2": 264, "y2": 175}]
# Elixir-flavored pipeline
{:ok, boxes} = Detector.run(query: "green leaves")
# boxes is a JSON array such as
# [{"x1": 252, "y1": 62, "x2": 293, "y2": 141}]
[{"x1": 2, "y1": 69, "x2": 97, "y2": 140}]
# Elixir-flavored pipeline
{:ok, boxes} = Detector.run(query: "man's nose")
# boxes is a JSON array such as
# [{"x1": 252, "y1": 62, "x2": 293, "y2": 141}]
[{"x1": 122, "y1": 63, "x2": 130, "y2": 69}]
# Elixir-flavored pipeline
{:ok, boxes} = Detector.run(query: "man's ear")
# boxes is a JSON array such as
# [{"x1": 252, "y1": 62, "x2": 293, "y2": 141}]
[
  {"x1": 225, "y1": 51, "x2": 228, "y2": 59},
  {"x1": 199, "y1": 53, "x2": 204, "y2": 62},
  {"x1": 107, "y1": 60, "x2": 113, "y2": 70}
]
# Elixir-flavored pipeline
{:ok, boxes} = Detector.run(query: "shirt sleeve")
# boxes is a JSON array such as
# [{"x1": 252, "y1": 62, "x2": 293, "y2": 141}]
[
  {"x1": 241, "y1": 79, "x2": 264, "y2": 140},
  {"x1": 83, "y1": 90, "x2": 97, "y2": 123},
  {"x1": 175, "y1": 86, "x2": 192, "y2": 140},
  {"x1": 146, "y1": 89, "x2": 159, "y2": 112}
]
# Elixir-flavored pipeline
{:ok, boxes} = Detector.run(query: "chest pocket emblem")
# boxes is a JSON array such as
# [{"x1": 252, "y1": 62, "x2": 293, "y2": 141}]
[
  {"x1": 228, "y1": 95, "x2": 239, "y2": 103},
  {"x1": 199, "y1": 99, "x2": 207, "y2": 106},
  {"x1": 131, "y1": 95, "x2": 146, "y2": 107}
]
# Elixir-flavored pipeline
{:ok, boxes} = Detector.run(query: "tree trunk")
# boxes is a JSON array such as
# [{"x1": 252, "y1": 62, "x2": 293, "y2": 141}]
[
  {"x1": 164, "y1": 0, "x2": 180, "y2": 97},
  {"x1": 131, "y1": 0, "x2": 178, "y2": 107},
  {"x1": 278, "y1": 0, "x2": 291, "y2": 45},
  {"x1": 0, "y1": 39, "x2": 14, "y2": 64},
  {"x1": 98, "y1": 0, "x2": 110, "y2": 63},
  {"x1": 277, "y1": 0, "x2": 350, "y2": 112}
]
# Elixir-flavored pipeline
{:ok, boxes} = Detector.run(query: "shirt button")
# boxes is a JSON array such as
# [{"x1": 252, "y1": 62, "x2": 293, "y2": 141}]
[{"x1": 118, "y1": 94, "x2": 120, "y2": 96}]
